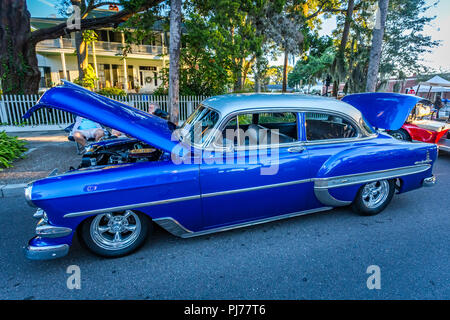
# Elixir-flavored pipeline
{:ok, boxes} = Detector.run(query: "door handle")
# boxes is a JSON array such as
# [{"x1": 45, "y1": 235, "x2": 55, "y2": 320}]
[{"x1": 287, "y1": 146, "x2": 305, "y2": 153}]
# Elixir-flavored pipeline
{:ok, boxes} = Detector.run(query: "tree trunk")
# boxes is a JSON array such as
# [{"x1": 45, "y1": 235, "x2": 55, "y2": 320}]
[
  {"x1": 339, "y1": 0, "x2": 355, "y2": 57},
  {"x1": 75, "y1": 32, "x2": 88, "y2": 81},
  {"x1": 169, "y1": 0, "x2": 181, "y2": 125},
  {"x1": 0, "y1": 0, "x2": 40, "y2": 94},
  {"x1": 282, "y1": 50, "x2": 288, "y2": 93},
  {"x1": 332, "y1": 80, "x2": 338, "y2": 97},
  {"x1": 366, "y1": 0, "x2": 390, "y2": 92},
  {"x1": 233, "y1": 58, "x2": 244, "y2": 92},
  {"x1": 254, "y1": 55, "x2": 262, "y2": 93},
  {"x1": 242, "y1": 57, "x2": 254, "y2": 91}
]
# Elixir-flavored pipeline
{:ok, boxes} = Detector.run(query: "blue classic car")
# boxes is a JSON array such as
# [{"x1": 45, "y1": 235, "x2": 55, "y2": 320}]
[{"x1": 23, "y1": 82, "x2": 437, "y2": 260}]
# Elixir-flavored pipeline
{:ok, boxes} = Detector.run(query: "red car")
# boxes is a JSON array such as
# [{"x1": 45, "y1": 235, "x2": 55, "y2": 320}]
[{"x1": 387, "y1": 100, "x2": 450, "y2": 152}]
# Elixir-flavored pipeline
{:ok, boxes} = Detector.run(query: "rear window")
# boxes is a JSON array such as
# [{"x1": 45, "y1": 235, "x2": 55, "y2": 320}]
[{"x1": 305, "y1": 112, "x2": 357, "y2": 141}]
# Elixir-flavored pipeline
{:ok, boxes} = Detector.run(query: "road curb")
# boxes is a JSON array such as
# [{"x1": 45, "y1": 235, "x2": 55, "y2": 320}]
[{"x1": 0, "y1": 183, "x2": 27, "y2": 198}]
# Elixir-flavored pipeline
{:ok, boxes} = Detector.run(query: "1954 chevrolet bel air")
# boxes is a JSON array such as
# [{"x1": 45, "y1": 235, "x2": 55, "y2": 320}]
[{"x1": 23, "y1": 82, "x2": 437, "y2": 260}]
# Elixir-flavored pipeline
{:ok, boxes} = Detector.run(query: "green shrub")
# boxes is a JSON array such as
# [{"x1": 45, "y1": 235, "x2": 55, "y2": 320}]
[
  {"x1": 0, "y1": 131, "x2": 27, "y2": 170},
  {"x1": 97, "y1": 87, "x2": 126, "y2": 97}
]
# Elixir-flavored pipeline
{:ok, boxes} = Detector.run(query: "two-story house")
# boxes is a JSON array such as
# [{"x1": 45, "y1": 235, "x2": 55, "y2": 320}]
[{"x1": 32, "y1": 7, "x2": 168, "y2": 93}]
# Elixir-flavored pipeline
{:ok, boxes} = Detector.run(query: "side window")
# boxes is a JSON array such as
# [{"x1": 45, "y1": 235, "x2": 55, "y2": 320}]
[
  {"x1": 305, "y1": 112, "x2": 357, "y2": 141},
  {"x1": 219, "y1": 111, "x2": 298, "y2": 147}
]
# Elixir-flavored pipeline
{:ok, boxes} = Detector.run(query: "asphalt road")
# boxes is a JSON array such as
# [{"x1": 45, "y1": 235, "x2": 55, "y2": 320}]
[{"x1": 0, "y1": 153, "x2": 449, "y2": 300}]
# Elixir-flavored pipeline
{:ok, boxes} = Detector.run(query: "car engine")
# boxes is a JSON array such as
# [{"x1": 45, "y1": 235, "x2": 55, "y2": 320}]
[{"x1": 79, "y1": 139, "x2": 163, "y2": 168}]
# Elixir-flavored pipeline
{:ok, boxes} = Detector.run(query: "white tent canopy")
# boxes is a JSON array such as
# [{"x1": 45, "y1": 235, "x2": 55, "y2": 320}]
[
  {"x1": 406, "y1": 75, "x2": 450, "y2": 94},
  {"x1": 419, "y1": 75, "x2": 450, "y2": 88},
  {"x1": 409, "y1": 84, "x2": 450, "y2": 93}
]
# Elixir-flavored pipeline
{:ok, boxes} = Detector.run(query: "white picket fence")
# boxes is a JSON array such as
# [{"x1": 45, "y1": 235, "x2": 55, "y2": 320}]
[{"x1": 0, "y1": 94, "x2": 208, "y2": 132}]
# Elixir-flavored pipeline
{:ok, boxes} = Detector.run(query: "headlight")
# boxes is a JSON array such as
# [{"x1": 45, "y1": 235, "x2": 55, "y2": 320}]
[{"x1": 24, "y1": 184, "x2": 36, "y2": 207}]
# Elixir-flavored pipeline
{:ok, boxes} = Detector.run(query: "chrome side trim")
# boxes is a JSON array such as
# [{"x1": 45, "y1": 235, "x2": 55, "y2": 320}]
[
  {"x1": 153, "y1": 217, "x2": 192, "y2": 236},
  {"x1": 63, "y1": 194, "x2": 202, "y2": 218},
  {"x1": 304, "y1": 134, "x2": 377, "y2": 146},
  {"x1": 25, "y1": 244, "x2": 69, "y2": 260},
  {"x1": 201, "y1": 178, "x2": 311, "y2": 199},
  {"x1": 313, "y1": 188, "x2": 352, "y2": 207},
  {"x1": 313, "y1": 164, "x2": 431, "y2": 190},
  {"x1": 154, "y1": 206, "x2": 333, "y2": 238},
  {"x1": 63, "y1": 165, "x2": 429, "y2": 218},
  {"x1": 63, "y1": 178, "x2": 312, "y2": 218},
  {"x1": 312, "y1": 164, "x2": 431, "y2": 207}
]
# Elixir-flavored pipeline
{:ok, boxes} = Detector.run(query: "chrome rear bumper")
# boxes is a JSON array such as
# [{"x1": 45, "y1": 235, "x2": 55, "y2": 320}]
[
  {"x1": 423, "y1": 175, "x2": 436, "y2": 187},
  {"x1": 25, "y1": 244, "x2": 69, "y2": 260}
]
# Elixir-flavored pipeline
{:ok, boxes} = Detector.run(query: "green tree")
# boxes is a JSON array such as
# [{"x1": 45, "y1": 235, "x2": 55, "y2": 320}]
[
  {"x1": 288, "y1": 35, "x2": 334, "y2": 88},
  {"x1": 380, "y1": 0, "x2": 440, "y2": 80},
  {"x1": 0, "y1": 0, "x2": 164, "y2": 94},
  {"x1": 194, "y1": 0, "x2": 267, "y2": 92}
]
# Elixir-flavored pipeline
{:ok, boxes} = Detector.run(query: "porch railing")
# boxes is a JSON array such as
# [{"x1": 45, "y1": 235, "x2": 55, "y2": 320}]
[
  {"x1": 36, "y1": 39, "x2": 165, "y2": 56},
  {"x1": 0, "y1": 94, "x2": 208, "y2": 132}
]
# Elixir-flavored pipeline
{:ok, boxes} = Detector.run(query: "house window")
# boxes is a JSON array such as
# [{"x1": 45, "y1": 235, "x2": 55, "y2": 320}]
[
  {"x1": 39, "y1": 66, "x2": 52, "y2": 87},
  {"x1": 139, "y1": 66, "x2": 157, "y2": 71},
  {"x1": 99, "y1": 30, "x2": 109, "y2": 42},
  {"x1": 58, "y1": 70, "x2": 70, "y2": 81}
]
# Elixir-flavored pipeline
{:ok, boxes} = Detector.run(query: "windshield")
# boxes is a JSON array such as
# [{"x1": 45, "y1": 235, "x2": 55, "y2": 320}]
[{"x1": 179, "y1": 104, "x2": 220, "y2": 145}]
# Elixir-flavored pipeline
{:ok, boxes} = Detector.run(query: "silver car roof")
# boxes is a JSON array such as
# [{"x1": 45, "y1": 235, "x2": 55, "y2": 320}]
[{"x1": 202, "y1": 94, "x2": 362, "y2": 121}]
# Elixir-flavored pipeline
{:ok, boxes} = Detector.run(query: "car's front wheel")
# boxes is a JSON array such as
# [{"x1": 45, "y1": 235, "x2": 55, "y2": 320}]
[
  {"x1": 352, "y1": 179, "x2": 395, "y2": 216},
  {"x1": 79, "y1": 210, "x2": 151, "y2": 258}
]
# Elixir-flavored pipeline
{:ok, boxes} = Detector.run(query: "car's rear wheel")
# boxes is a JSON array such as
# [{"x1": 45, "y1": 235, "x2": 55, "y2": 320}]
[
  {"x1": 352, "y1": 179, "x2": 395, "y2": 216},
  {"x1": 388, "y1": 129, "x2": 411, "y2": 141},
  {"x1": 79, "y1": 210, "x2": 151, "y2": 258}
]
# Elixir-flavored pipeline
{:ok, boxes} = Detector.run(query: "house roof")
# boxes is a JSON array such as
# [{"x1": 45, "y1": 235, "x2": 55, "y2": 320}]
[{"x1": 31, "y1": 9, "x2": 166, "y2": 32}]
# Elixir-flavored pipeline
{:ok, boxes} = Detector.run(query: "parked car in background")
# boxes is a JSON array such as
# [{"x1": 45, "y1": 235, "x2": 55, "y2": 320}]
[
  {"x1": 380, "y1": 98, "x2": 450, "y2": 152},
  {"x1": 23, "y1": 84, "x2": 437, "y2": 260}
]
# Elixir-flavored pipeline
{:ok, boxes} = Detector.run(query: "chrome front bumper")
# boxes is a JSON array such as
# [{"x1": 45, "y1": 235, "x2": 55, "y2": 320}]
[
  {"x1": 35, "y1": 219, "x2": 72, "y2": 238},
  {"x1": 423, "y1": 175, "x2": 436, "y2": 187},
  {"x1": 25, "y1": 244, "x2": 69, "y2": 260},
  {"x1": 25, "y1": 209, "x2": 72, "y2": 260}
]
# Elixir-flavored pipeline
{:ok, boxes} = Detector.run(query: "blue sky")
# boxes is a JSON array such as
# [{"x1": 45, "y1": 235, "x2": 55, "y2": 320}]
[{"x1": 27, "y1": 0, "x2": 449, "y2": 71}]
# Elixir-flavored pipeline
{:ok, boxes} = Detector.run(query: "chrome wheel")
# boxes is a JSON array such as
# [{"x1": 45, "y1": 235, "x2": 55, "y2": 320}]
[
  {"x1": 391, "y1": 132, "x2": 404, "y2": 140},
  {"x1": 361, "y1": 180, "x2": 389, "y2": 209},
  {"x1": 391, "y1": 132, "x2": 405, "y2": 140},
  {"x1": 90, "y1": 210, "x2": 141, "y2": 251}
]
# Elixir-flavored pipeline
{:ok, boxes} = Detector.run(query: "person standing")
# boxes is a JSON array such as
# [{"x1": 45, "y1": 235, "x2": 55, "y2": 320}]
[{"x1": 434, "y1": 95, "x2": 443, "y2": 119}]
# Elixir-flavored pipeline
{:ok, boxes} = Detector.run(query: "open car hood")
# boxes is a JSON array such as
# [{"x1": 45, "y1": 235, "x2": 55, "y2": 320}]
[
  {"x1": 23, "y1": 82, "x2": 179, "y2": 154},
  {"x1": 342, "y1": 93, "x2": 425, "y2": 130}
]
